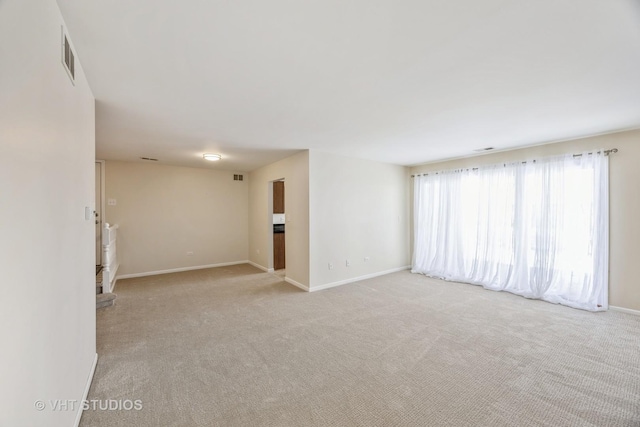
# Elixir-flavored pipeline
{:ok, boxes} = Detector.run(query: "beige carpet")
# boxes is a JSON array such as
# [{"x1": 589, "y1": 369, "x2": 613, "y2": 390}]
[{"x1": 80, "y1": 264, "x2": 640, "y2": 427}]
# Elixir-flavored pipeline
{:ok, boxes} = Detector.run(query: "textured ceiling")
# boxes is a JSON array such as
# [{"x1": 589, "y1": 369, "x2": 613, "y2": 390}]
[{"x1": 56, "y1": 0, "x2": 640, "y2": 171}]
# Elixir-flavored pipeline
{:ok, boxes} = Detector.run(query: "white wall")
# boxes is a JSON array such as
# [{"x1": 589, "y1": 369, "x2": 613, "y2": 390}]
[
  {"x1": 248, "y1": 151, "x2": 310, "y2": 287},
  {"x1": 0, "y1": 0, "x2": 96, "y2": 425},
  {"x1": 105, "y1": 161, "x2": 249, "y2": 276},
  {"x1": 410, "y1": 129, "x2": 640, "y2": 312},
  {"x1": 309, "y1": 151, "x2": 410, "y2": 289}
]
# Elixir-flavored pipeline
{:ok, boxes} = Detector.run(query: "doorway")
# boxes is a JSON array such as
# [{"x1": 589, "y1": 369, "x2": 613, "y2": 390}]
[
  {"x1": 271, "y1": 179, "x2": 285, "y2": 274},
  {"x1": 95, "y1": 161, "x2": 105, "y2": 269}
]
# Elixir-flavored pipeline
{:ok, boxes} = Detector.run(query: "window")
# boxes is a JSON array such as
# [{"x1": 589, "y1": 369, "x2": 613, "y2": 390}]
[{"x1": 412, "y1": 151, "x2": 609, "y2": 311}]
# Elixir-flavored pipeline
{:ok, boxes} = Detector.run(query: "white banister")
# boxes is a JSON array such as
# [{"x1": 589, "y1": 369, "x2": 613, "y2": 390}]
[{"x1": 102, "y1": 223, "x2": 120, "y2": 293}]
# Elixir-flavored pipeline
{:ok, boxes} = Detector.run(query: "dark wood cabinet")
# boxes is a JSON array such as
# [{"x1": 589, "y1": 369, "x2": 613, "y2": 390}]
[
  {"x1": 273, "y1": 181, "x2": 284, "y2": 214},
  {"x1": 273, "y1": 232, "x2": 285, "y2": 270}
]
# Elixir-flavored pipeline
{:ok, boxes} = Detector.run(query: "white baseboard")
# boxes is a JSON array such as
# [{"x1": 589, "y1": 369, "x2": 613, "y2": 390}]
[
  {"x1": 116, "y1": 260, "x2": 248, "y2": 280},
  {"x1": 74, "y1": 353, "x2": 97, "y2": 427},
  {"x1": 308, "y1": 265, "x2": 411, "y2": 292},
  {"x1": 247, "y1": 261, "x2": 273, "y2": 273},
  {"x1": 610, "y1": 305, "x2": 640, "y2": 316},
  {"x1": 285, "y1": 277, "x2": 310, "y2": 291}
]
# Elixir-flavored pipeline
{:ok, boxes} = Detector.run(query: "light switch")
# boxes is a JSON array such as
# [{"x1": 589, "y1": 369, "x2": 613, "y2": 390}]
[{"x1": 108, "y1": 199, "x2": 117, "y2": 206}]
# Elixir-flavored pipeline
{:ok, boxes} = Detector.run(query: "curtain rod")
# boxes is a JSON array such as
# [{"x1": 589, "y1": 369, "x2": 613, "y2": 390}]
[
  {"x1": 574, "y1": 148, "x2": 618, "y2": 157},
  {"x1": 411, "y1": 148, "x2": 618, "y2": 177}
]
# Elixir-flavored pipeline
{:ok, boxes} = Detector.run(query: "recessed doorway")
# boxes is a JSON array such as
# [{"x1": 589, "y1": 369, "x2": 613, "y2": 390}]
[
  {"x1": 95, "y1": 160, "x2": 105, "y2": 269},
  {"x1": 271, "y1": 179, "x2": 285, "y2": 272}
]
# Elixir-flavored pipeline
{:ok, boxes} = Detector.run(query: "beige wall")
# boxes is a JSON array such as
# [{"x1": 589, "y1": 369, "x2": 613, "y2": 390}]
[
  {"x1": 410, "y1": 129, "x2": 640, "y2": 311},
  {"x1": 309, "y1": 151, "x2": 410, "y2": 289},
  {"x1": 248, "y1": 151, "x2": 310, "y2": 286},
  {"x1": 105, "y1": 161, "x2": 248, "y2": 276},
  {"x1": 0, "y1": 0, "x2": 97, "y2": 425}
]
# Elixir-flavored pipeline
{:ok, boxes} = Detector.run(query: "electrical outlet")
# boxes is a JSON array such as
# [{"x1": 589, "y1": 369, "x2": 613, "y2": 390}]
[
  {"x1": 328, "y1": 263, "x2": 333, "y2": 270},
  {"x1": 186, "y1": 251, "x2": 194, "y2": 256},
  {"x1": 346, "y1": 259, "x2": 351, "y2": 267},
  {"x1": 364, "y1": 257, "x2": 370, "y2": 262}
]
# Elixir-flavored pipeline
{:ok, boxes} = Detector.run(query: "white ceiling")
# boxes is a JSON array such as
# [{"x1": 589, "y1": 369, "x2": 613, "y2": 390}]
[{"x1": 56, "y1": 0, "x2": 640, "y2": 171}]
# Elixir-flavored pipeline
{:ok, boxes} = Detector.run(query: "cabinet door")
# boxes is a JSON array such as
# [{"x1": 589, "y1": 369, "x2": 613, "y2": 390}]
[
  {"x1": 273, "y1": 181, "x2": 285, "y2": 214},
  {"x1": 273, "y1": 233, "x2": 285, "y2": 270}
]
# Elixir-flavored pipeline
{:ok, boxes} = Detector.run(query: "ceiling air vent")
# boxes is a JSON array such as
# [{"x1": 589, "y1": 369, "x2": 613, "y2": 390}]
[
  {"x1": 233, "y1": 174, "x2": 244, "y2": 181},
  {"x1": 140, "y1": 157, "x2": 159, "y2": 161},
  {"x1": 61, "y1": 27, "x2": 75, "y2": 84},
  {"x1": 473, "y1": 147, "x2": 495, "y2": 152}
]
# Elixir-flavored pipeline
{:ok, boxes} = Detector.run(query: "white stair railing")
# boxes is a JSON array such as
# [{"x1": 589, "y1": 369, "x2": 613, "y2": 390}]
[{"x1": 102, "y1": 223, "x2": 119, "y2": 293}]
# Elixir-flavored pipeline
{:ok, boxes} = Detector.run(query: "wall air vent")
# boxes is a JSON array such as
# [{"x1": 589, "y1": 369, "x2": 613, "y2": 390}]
[
  {"x1": 473, "y1": 147, "x2": 495, "y2": 152},
  {"x1": 233, "y1": 174, "x2": 244, "y2": 181},
  {"x1": 61, "y1": 27, "x2": 75, "y2": 84},
  {"x1": 140, "y1": 157, "x2": 159, "y2": 161}
]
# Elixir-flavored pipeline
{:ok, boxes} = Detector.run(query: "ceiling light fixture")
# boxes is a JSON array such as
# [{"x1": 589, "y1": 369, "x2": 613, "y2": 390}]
[{"x1": 203, "y1": 153, "x2": 222, "y2": 161}]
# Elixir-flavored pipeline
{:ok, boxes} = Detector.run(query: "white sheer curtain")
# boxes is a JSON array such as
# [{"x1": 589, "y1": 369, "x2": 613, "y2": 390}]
[{"x1": 412, "y1": 151, "x2": 609, "y2": 311}]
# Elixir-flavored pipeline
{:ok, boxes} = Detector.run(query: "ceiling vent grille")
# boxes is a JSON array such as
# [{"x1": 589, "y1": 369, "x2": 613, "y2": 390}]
[
  {"x1": 140, "y1": 157, "x2": 159, "y2": 161},
  {"x1": 61, "y1": 27, "x2": 75, "y2": 84},
  {"x1": 473, "y1": 147, "x2": 495, "y2": 152},
  {"x1": 233, "y1": 174, "x2": 244, "y2": 181}
]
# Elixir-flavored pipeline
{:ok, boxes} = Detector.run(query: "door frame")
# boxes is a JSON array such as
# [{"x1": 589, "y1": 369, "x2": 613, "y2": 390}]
[{"x1": 95, "y1": 160, "x2": 106, "y2": 266}]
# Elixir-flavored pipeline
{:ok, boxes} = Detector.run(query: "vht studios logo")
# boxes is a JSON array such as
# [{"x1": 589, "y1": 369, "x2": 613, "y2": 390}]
[{"x1": 34, "y1": 399, "x2": 143, "y2": 411}]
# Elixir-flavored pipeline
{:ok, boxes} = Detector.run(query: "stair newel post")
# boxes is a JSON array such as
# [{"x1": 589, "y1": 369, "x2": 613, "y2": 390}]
[{"x1": 102, "y1": 222, "x2": 119, "y2": 293}]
